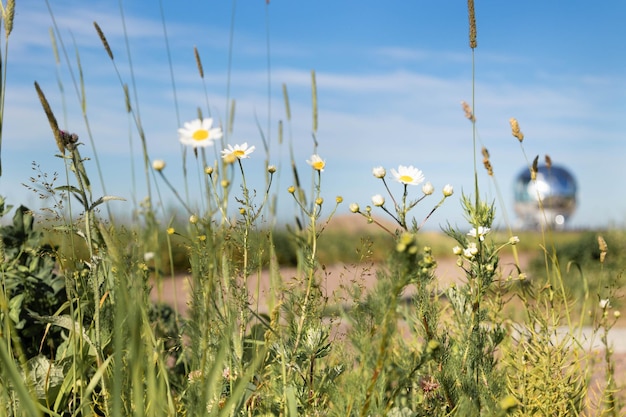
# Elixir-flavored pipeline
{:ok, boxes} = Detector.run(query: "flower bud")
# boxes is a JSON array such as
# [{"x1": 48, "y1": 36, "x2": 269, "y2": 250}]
[
  {"x1": 442, "y1": 184, "x2": 454, "y2": 197},
  {"x1": 372, "y1": 166, "x2": 386, "y2": 178},
  {"x1": 371, "y1": 194, "x2": 385, "y2": 207},
  {"x1": 349, "y1": 203, "x2": 360, "y2": 213},
  {"x1": 422, "y1": 181, "x2": 434, "y2": 195},
  {"x1": 152, "y1": 159, "x2": 166, "y2": 171}
]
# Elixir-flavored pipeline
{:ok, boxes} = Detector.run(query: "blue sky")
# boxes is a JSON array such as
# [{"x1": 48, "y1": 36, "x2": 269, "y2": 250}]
[{"x1": 0, "y1": 1, "x2": 624, "y2": 230}]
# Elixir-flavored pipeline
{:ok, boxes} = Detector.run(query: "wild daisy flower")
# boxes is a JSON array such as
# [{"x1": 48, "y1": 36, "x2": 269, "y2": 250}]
[
  {"x1": 178, "y1": 118, "x2": 223, "y2": 148},
  {"x1": 467, "y1": 226, "x2": 490, "y2": 241},
  {"x1": 442, "y1": 184, "x2": 454, "y2": 197},
  {"x1": 221, "y1": 143, "x2": 255, "y2": 161},
  {"x1": 390, "y1": 165, "x2": 424, "y2": 186},
  {"x1": 307, "y1": 154, "x2": 326, "y2": 172}
]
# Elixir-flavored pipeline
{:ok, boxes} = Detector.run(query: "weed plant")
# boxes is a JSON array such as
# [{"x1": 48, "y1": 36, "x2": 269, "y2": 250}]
[{"x1": 0, "y1": 1, "x2": 623, "y2": 416}]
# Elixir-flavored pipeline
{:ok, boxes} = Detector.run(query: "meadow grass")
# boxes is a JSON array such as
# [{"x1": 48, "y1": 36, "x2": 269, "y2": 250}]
[{"x1": 0, "y1": 1, "x2": 624, "y2": 416}]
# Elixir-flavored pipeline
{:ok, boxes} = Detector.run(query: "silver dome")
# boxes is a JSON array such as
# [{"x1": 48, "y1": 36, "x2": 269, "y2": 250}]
[{"x1": 513, "y1": 164, "x2": 577, "y2": 228}]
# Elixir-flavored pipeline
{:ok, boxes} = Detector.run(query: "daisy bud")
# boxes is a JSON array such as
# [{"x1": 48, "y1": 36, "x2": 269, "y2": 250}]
[
  {"x1": 452, "y1": 245, "x2": 462, "y2": 255},
  {"x1": 372, "y1": 166, "x2": 386, "y2": 178},
  {"x1": 167, "y1": 227, "x2": 175, "y2": 235},
  {"x1": 223, "y1": 153, "x2": 236, "y2": 164},
  {"x1": 221, "y1": 180, "x2": 230, "y2": 188},
  {"x1": 349, "y1": 203, "x2": 360, "y2": 213},
  {"x1": 336, "y1": 196, "x2": 343, "y2": 204},
  {"x1": 508, "y1": 236, "x2": 520, "y2": 245},
  {"x1": 315, "y1": 197, "x2": 324, "y2": 206},
  {"x1": 152, "y1": 159, "x2": 166, "y2": 171},
  {"x1": 288, "y1": 186, "x2": 296, "y2": 194},
  {"x1": 442, "y1": 184, "x2": 454, "y2": 197},
  {"x1": 205, "y1": 166, "x2": 214, "y2": 175},
  {"x1": 422, "y1": 182, "x2": 434, "y2": 195},
  {"x1": 189, "y1": 214, "x2": 199, "y2": 224},
  {"x1": 371, "y1": 194, "x2": 385, "y2": 207},
  {"x1": 614, "y1": 311, "x2": 621, "y2": 318},
  {"x1": 267, "y1": 165, "x2": 277, "y2": 174}
]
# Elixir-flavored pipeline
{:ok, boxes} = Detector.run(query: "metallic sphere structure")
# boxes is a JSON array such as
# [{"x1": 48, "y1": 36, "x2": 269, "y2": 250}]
[{"x1": 513, "y1": 164, "x2": 577, "y2": 229}]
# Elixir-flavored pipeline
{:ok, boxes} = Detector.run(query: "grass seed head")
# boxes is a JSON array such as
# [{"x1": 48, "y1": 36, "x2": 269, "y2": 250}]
[
  {"x1": 194, "y1": 46, "x2": 204, "y2": 78},
  {"x1": 468, "y1": 0, "x2": 477, "y2": 49},
  {"x1": 93, "y1": 22, "x2": 114, "y2": 60},
  {"x1": 509, "y1": 117, "x2": 524, "y2": 142}
]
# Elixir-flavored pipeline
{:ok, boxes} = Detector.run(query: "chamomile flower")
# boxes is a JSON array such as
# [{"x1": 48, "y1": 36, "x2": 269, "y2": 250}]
[
  {"x1": 390, "y1": 165, "x2": 425, "y2": 186},
  {"x1": 221, "y1": 143, "x2": 255, "y2": 161},
  {"x1": 178, "y1": 118, "x2": 223, "y2": 148},
  {"x1": 467, "y1": 226, "x2": 491, "y2": 241},
  {"x1": 307, "y1": 154, "x2": 326, "y2": 172}
]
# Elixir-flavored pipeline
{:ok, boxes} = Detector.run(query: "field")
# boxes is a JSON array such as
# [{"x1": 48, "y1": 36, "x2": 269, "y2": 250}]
[{"x1": 0, "y1": 1, "x2": 625, "y2": 416}]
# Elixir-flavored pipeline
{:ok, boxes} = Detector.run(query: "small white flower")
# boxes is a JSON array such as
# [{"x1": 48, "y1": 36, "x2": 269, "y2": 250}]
[
  {"x1": 442, "y1": 184, "x2": 454, "y2": 197},
  {"x1": 349, "y1": 203, "x2": 360, "y2": 213},
  {"x1": 178, "y1": 118, "x2": 222, "y2": 148},
  {"x1": 372, "y1": 166, "x2": 386, "y2": 178},
  {"x1": 452, "y1": 245, "x2": 462, "y2": 255},
  {"x1": 152, "y1": 159, "x2": 166, "y2": 171},
  {"x1": 599, "y1": 299, "x2": 611, "y2": 310},
  {"x1": 307, "y1": 154, "x2": 326, "y2": 172},
  {"x1": 467, "y1": 226, "x2": 491, "y2": 241},
  {"x1": 508, "y1": 236, "x2": 520, "y2": 245},
  {"x1": 390, "y1": 165, "x2": 425, "y2": 186},
  {"x1": 143, "y1": 252, "x2": 155, "y2": 262},
  {"x1": 422, "y1": 182, "x2": 434, "y2": 195},
  {"x1": 463, "y1": 243, "x2": 477, "y2": 259},
  {"x1": 221, "y1": 142, "x2": 255, "y2": 161},
  {"x1": 371, "y1": 194, "x2": 385, "y2": 207}
]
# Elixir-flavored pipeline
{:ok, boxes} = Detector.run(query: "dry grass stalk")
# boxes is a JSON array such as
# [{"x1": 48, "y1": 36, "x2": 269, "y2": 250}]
[
  {"x1": 194, "y1": 46, "x2": 204, "y2": 78},
  {"x1": 531, "y1": 155, "x2": 538, "y2": 180},
  {"x1": 598, "y1": 235, "x2": 608, "y2": 263},
  {"x1": 468, "y1": 0, "x2": 477, "y2": 49},
  {"x1": 93, "y1": 22, "x2": 114, "y2": 61},
  {"x1": 461, "y1": 100, "x2": 475, "y2": 122},
  {"x1": 34, "y1": 81, "x2": 64, "y2": 154},
  {"x1": 510, "y1": 117, "x2": 524, "y2": 142},
  {"x1": 482, "y1": 147, "x2": 493, "y2": 176},
  {"x1": 3, "y1": 0, "x2": 15, "y2": 38}
]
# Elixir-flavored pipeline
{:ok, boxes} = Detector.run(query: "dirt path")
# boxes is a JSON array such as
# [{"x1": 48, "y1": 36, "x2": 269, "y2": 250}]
[{"x1": 150, "y1": 253, "x2": 529, "y2": 316}]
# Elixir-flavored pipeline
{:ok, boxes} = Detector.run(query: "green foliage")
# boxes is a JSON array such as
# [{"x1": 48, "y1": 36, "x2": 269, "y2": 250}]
[
  {"x1": 0, "y1": 2, "x2": 623, "y2": 416},
  {"x1": 0, "y1": 202, "x2": 67, "y2": 359}
]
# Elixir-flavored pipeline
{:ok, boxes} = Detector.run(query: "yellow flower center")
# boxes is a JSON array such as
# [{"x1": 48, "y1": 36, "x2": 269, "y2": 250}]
[
  {"x1": 313, "y1": 161, "x2": 325, "y2": 170},
  {"x1": 192, "y1": 129, "x2": 209, "y2": 141},
  {"x1": 234, "y1": 150, "x2": 245, "y2": 157},
  {"x1": 399, "y1": 175, "x2": 413, "y2": 183}
]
